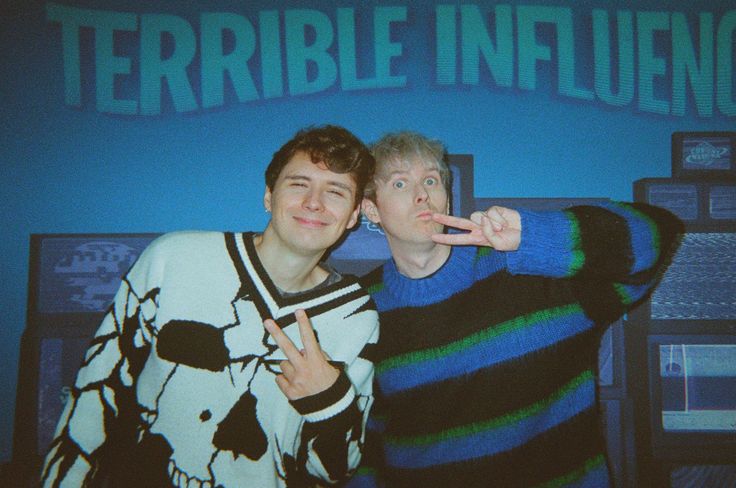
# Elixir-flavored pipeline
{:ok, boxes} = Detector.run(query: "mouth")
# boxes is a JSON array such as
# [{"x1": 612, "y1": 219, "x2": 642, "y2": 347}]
[
  {"x1": 294, "y1": 216, "x2": 329, "y2": 228},
  {"x1": 416, "y1": 210, "x2": 434, "y2": 220}
]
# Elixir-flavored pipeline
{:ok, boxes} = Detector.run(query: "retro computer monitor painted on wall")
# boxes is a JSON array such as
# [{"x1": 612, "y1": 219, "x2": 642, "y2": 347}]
[
  {"x1": 671, "y1": 131, "x2": 736, "y2": 181},
  {"x1": 12, "y1": 233, "x2": 162, "y2": 475},
  {"x1": 646, "y1": 320, "x2": 736, "y2": 464},
  {"x1": 629, "y1": 170, "x2": 736, "y2": 485}
]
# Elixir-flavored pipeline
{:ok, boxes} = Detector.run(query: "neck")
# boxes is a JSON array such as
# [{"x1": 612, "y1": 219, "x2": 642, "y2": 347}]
[
  {"x1": 253, "y1": 229, "x2": 327, "y2": 293},
  {"x1": 387, "y1": 239, "x2": 452, "y2": 279}
]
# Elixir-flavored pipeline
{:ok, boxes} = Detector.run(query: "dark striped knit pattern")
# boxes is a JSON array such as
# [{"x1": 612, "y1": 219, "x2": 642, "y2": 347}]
[{"x1": 348, "y1": 203, "x2": 682, "y2": 488}]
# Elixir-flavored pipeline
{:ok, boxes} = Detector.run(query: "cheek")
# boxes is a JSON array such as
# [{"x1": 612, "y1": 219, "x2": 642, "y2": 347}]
[
  {"x1": 380, "y1": 204, "x2": 406, "y2": 226},
  {"x1": 328, "y1": 198, "x2": 356, "y2": 218},
  {"x1": 431, "y1": 188, "x2": 448, "y2": 206}
]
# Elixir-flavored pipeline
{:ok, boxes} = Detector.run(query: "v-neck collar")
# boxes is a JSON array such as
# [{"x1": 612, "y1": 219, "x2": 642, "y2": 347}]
[{"x1": 224, "y1": 232, "x2": 364, "y2": 326}]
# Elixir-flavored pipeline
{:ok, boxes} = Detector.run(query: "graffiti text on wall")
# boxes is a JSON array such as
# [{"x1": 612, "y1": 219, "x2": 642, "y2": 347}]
[{"x1": 46, "y1": 3, "x2": 736, "y2": 117}]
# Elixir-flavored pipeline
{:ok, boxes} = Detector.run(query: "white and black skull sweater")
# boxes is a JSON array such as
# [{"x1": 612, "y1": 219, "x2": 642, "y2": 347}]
[{"x1": 41, "y1": 231, "x2": 379, "y2": 488}]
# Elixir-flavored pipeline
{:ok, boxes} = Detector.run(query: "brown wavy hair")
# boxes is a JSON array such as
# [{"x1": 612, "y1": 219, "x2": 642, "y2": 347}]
[{"x1": 265, "y1": 125, "x2": 375, "y2": 206}]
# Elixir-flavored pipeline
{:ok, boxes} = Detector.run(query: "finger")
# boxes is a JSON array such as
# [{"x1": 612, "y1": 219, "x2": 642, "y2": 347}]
[
  {"x1": 486, "y1": 207, "x2": 508, "y2": 231},
  {"x1": 477, "y1": 215, "x2": 503, "y2": 245},
  {"x1": 431, "y1": 232, "x2": 486, "y2": 246},
  {"x1": 469, "y1": 211, "x2": 487, "y2": 226},
  {"x1": 432, "y1": 213, "x2": 478, "y2": 231},
  {"x1": 280, "y1": 360, "x2": 296, "y2": 378},
  {"x1": 274, "y1": 374, "x2": 292, "y2": 397},
  {"x1": 499, "y1": 207, "x2": 522, "y2": 229},
  {"x1": 294, "y1": 309, "x2": 321, "y2": 357},
  {"x1": 264, "y1": 319, "x2": 303, "y2": 365}
]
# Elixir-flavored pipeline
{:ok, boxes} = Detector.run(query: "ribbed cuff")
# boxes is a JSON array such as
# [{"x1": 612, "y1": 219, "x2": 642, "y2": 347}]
[
  {"x1": 290, "y1": 369, "x2": 356, "y2": 423},
  {"x1": 506, "y1": 209, "x2": 578, "y2": 278}
]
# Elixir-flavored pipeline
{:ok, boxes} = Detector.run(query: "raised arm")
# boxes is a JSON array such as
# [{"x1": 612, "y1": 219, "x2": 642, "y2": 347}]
[
  {"x1": 265, "y1": 308, "x2": 379, "y2": 485},
  {"x1": 433, "y1": 202, "x2": 683, "y2": 323},
  {"x1": 507, "y1": 203, "x2": 682, "y2": 280}
]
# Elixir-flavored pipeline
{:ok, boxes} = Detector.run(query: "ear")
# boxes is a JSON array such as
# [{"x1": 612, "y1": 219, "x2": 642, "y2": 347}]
[
  {"x1": 361, "y1": 198, "x2": 380, "y2": 224},
  {"x1": 263, "y1": 187, "x2": 272, "y2": 212},
  {"x1": 347, "y1": 206, "x2": 360, "y2": 229}
]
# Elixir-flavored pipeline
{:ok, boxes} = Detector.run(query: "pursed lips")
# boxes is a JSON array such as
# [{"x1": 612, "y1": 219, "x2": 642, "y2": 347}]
[{"x1": 416, "y1": 210, "x2": 434, "y2": 220}]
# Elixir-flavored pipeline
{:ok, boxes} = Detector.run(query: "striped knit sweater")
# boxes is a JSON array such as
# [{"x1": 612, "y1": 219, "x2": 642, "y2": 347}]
[
  {"x1": 348, "y1": 203, "x2": 682, "y2": 488},
  {"x1": 41, "y1": 231, "x2": 379, "y2": 488}
]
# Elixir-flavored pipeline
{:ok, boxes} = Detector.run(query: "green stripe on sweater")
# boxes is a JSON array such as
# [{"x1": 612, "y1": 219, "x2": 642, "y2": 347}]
[
  {"x1": 377, "y1": 303, "x2": 582, "y2": 374},
  {"x1": 613, "y1": 282, "x2": 635, "y2": 305},
  {"x1": 532, "y1": 453, "x2": 606, "y2": 488},
  {"x1": 566, "y1": 210, "x2": 584, "y2": 275},
  {"x1": 387, "y1": 369, "x2": 595, "y2": 447},
  {"x1": 366, "y1": 281, "x2": 385, "y2": 295},
  {"x1": 476, "y1": 247, "x2": 493, "y2": 260}
]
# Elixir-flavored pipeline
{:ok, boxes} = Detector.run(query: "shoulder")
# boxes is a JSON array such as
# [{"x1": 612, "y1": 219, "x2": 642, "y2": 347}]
[
  {"x1": 141, "y1": 230, "x2": 226, "y2": 257},
  {"x1": 358, "y1": 264, "x2": 385, "y2": 295},
  {"x1": 133, "y1": 230, "x2": 229, "y2": 271}
]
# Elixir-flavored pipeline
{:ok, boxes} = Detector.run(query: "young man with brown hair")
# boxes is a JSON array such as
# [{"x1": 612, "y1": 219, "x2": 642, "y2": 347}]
[{"x1": 41, "y1": 125, "x2": 379, "y2": 488}]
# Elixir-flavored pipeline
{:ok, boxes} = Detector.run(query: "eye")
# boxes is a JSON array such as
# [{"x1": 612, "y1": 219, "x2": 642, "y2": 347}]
[
  {"x1": 393, "y1": 180, "x2": 406, "y2": 189},
  {"x1": 327, "y1": 189, "x2": 346, "y2": 198},
  {"x1": 424, "y1": 176, "x2": 438, "y2": 186}
]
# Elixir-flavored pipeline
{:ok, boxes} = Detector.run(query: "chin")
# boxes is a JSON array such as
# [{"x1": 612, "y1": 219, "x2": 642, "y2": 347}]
[{"x1": 298, "y1": 235, "x2": 339, "y2": 253}]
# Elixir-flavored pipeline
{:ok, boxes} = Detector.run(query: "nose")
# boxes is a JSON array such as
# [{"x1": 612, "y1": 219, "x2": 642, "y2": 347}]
[
  {"x1": 303, "y1": 190, "x2": 324, "y2": 212},
  {"x1": 414, "y1": 184, "x2": 429, "y2": 204}
]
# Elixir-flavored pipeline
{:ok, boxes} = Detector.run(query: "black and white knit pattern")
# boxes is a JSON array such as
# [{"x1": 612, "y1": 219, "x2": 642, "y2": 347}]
[{"x1": 41, "y1": 231, "x2": 379, "y2": 488}]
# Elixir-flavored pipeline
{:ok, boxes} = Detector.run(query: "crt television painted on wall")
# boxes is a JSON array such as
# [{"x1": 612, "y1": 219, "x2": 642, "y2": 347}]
[
  {"x1": 13, "y1": 233, "x2": 161, "y2": 472},
  {"x1": 671, "y1": 131, "x2": 736, "y2": 180},
  {"x1": 647, "y1": 320, "x2": 736, "y2": 463}
]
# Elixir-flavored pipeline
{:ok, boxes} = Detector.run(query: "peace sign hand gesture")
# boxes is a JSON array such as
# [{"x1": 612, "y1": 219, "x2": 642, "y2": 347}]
[
  {"x1": 263, "y1": 309, "x2": 340, "y2": 401},
  {"x1": 431, "y1": 206, "x2": 521, "y2": 251}
]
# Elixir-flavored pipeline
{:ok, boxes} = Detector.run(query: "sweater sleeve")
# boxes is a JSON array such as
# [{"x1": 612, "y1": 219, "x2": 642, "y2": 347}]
[
  {"x1": 40, "y1": 241, "x2": 162, "y2": 487},
  {"x1": 287, "y1": 310, "x2": 380, "y2": 486},
  {"x1": 342, "y1": 380, "x2": 387, "y2": 488},
  {"x1": 506, "y1": 202, "x2": 684, "y2": 323}
]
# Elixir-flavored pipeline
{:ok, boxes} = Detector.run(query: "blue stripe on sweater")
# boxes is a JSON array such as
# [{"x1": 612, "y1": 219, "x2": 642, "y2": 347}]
[
  {"x1": 565, "y1": 463, "x2": 611, "y2": 488},
  {"x1": 384, "y1": 378, "x2": 595, "y2": 468},
  {"x1": 614, "y1": 282, "x2": 651, "y2": 306},
  {"x1": 378, "y1": 308, "x2": 592, "y2": 396},
  {"x1": 607, "y1": 202, "x2": 659, "y2": 273}
]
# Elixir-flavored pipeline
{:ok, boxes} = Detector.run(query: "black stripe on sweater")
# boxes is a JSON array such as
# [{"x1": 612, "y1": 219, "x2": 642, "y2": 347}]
[
  {"x1": 568, "y1": 206, "x2": 633, "y2": 280},
  {"x1": 376, "y1": 273, "x2": 576, "y2": 360},
  {"x1": 383, "y1": 327, "x2": 601, "y2": 437},
  {"x1": 384, "y1": 408, "x2": 608, "y2": 488}
]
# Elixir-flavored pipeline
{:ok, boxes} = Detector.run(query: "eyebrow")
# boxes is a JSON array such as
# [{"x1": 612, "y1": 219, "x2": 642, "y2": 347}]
[
  {"x1": 384, "y1": 170, "x2": 410, "y2": 179},
  {"x1": 384, "y1": 168, "x2": 440, "y2": 179},
  {"x1": 284, "y1": 175, "x2": 355, "y2": 193}
]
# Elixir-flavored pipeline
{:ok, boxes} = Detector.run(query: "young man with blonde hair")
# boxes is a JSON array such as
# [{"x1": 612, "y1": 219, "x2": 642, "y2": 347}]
[{"x1": 350, "y1": 131, "x2": 683, "y2": 487}]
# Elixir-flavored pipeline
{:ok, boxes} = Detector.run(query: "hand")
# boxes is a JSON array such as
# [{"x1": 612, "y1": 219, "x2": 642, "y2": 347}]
[
  {"x1": 431, "y1": 206, "x2": 521, "y2": 251},
  {"x1": 263, "y1": 309, "x2": 340, "y2": 400}
]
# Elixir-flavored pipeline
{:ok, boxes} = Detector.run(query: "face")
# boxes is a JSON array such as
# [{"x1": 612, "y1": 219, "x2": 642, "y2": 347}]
[
  {"x1": 264, "y1": 151, "x2": 360, "y2": 257},
  {"x1": 363, "y1": 159, "x2": 449, "y2": 248}
]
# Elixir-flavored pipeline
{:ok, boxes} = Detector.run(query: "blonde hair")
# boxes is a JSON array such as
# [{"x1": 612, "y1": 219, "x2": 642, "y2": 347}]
[{"x1": 364, "y1": 131, "x2": 451, "y2": 202}]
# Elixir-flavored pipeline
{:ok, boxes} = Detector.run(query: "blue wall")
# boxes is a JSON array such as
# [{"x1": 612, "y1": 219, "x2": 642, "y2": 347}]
[{"x1": 1, "y1": 0, "x2": 733, "y2": 463}]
